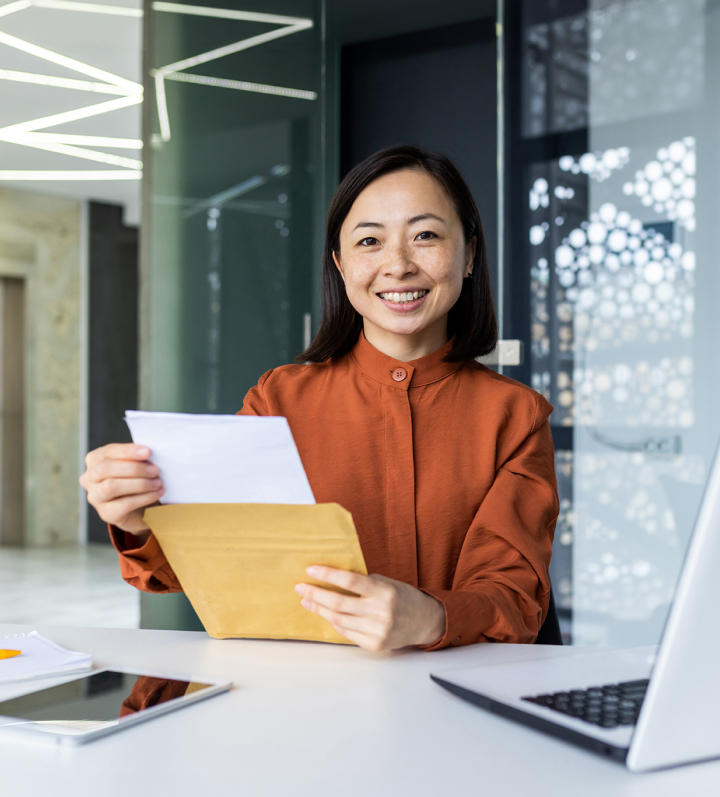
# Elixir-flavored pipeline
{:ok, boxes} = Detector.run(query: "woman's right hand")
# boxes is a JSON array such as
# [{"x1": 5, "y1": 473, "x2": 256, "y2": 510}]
[{"x1": 80, "y1": 444, "x2": 164, "y2": 540}]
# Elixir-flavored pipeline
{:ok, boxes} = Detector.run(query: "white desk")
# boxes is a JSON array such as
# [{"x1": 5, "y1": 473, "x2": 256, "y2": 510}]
[{"x1": 0, "y1": 623, "x2": 718, "y2": 796}]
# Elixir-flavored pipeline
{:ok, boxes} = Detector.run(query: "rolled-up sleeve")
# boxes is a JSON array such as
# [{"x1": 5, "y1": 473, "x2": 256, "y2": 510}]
[
  {"x1": 109, "y1": 525, "x2": 183, "y2": 593},
  {"x1": 420, "y1": 406, "x2": 559, "y2": 650}
]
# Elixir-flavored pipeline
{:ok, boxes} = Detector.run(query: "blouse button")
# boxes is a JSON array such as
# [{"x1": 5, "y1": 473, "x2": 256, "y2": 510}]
[
  {"x1": 392, "y1": 367, "x2": 408, "y2": 382},
  {"x1": 452, "y1": 636, "x2": 461, "y2": 646}
]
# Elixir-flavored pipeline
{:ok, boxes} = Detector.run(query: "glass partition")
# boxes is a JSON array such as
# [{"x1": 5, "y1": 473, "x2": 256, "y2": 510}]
[
  {"x1": 140, "y1": 0, "x2": 324, "y2": 628},
  {"x1": 512, "y1": 0, "x2": 720, "y2": 646},
  {"x1": 142, "y1": 0, "x2": 323, "y2": 416}
]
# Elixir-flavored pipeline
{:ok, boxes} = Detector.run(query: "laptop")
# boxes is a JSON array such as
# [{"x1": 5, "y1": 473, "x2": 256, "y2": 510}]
[{"x1": 431, "y1": 440, "x2": 720, "y2": 772}]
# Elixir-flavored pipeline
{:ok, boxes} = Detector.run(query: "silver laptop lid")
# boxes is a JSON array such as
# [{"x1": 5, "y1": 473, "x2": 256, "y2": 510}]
[{"x1": 628, "y1": 440, "x2": 720, "y2": 771}]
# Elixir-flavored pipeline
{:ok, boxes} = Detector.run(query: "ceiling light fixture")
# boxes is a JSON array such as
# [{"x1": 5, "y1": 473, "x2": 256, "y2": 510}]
[
  {"x1": 0, "y1": 94, "x2": 142, "y2": 135},
  {"x1": 0, "y1": 169, "x2": 141, "y2": 179},
  {"x1": 16, "y1": 132, "x2": 143, "y2": 148},
  {"x1": 0, "y1": 134, "x2": 143, "y2": 168},
  {"x1": 0, "y1": 0, "x2": 316, "y2": 181},
  {"x1": 0, "y1": 29, "x2": 142, "y2": 93},
  {"x1": 150, "y1": 4, "x2": 314, "y2": 141},
  {"x1": 0, "y1": 0, "x2": 30, "y2": 19},
  {"x1": 160, "y1": 70, "x2": 316, "y2": 101},
  {"x1": 33, "y1": 0, "x2": 142, "y2": 16},
  {"x1": 0, "y1": 68, "x2": 130, "y2": 93}
]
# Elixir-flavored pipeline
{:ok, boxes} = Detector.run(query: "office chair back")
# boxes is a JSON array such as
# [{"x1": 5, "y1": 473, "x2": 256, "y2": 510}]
[{"x1": 534, "y1": 586, "x2": 563, "y2": 645}]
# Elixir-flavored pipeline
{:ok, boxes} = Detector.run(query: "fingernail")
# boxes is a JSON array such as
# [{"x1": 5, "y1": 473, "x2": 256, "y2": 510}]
[
  {"x1": 295, "y1": 584, "x2": 306, "y2": 596},
  {"x1": 301, "y1": 599, "x2": 311, "y2": 609},
  {"x1": 136, "y1": 446, "x2": 150, "y2": 457},
  {"x1": 147, "y1": 465, "x2": 159, "y2": 476},
  {"x1": 306, "y1": 566, "x2": 320, "y2": 577},
  {"x1": 157, "y1": 487, "x2": 165, "y2": 495}
]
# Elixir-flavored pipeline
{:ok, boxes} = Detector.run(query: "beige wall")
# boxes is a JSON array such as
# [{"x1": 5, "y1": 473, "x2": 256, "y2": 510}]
[{"x1": 0, "y1": 187, "x2": 83, "y2": 546}]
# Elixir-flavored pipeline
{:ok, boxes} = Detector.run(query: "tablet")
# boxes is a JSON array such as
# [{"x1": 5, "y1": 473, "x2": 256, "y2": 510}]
[{"x1": 0, "y1": 669, "x2": 231, "y2": 745}]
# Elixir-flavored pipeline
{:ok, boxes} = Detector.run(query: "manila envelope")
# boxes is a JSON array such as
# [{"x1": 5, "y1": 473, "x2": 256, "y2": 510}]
[{"x1": 144, "y1": 503, "x2": 367, "y2": 644}]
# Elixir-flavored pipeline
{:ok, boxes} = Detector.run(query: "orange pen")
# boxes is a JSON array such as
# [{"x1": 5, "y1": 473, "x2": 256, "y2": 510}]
[{"x1": 0, "y1": 650, "x2": 21, "y2": 660}]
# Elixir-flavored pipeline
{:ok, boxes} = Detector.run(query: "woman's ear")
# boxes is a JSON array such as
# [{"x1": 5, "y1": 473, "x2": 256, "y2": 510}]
[
  {"x1": 332, "y1": 250, "x2": 345, "y2": 283},
  {"x1": 465, "y1": 236, "x2": 477, "y2": 278}
]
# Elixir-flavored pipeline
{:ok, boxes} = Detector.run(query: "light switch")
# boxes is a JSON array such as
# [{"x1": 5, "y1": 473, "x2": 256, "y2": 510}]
[{"x1": 476, "y1": 340, "x2": 524, "y2": 367}]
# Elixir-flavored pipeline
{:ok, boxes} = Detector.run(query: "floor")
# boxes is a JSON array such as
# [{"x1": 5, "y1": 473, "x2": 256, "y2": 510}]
[{"x1": 0, "y1": 544, "x2": 140, "y2": 628}]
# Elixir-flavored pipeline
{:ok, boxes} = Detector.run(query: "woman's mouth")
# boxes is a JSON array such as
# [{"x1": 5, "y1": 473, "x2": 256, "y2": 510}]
[{"x1": 378, "y1": 289, "x2": 429, "y2": 311}]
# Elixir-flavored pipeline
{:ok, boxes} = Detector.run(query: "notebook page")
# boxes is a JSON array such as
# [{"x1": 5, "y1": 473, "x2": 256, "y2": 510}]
[{"x1": 0, "y1": 632, "x2": 92, "y2": 684}]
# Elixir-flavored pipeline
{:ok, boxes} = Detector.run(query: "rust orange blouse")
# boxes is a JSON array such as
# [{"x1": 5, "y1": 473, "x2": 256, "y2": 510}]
[{"x1": 111, "y1": 333, "x2": 559, "y2": 650}]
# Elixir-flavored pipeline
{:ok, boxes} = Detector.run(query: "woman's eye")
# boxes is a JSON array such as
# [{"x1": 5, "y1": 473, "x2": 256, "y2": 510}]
[
  {"x1": 358, "y1": 237, "x2": 380, "y2": 246},
  {"x1": 416, "y1": 231, "x2": 437, "y2": 240}
]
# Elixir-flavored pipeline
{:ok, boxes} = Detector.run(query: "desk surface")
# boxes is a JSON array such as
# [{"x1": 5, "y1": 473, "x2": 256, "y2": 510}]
[{"x1": 0, "y1": 623, "x2": 718, "y2": 796}]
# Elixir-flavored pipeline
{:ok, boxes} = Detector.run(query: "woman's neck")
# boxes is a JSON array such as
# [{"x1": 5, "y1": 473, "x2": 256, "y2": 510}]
[{"x1": 362, "y1": 317, "x2": 449, "y2": 362}]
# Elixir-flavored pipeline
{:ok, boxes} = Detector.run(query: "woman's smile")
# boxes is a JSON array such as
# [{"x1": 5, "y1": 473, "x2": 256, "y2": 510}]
[{"x1": 377, "y1": 288, "x2": 430, "y2": 312}]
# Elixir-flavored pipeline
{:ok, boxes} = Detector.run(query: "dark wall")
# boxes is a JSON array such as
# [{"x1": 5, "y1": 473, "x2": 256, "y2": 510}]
[
  {"x1": 340, "y1": 20, "x2": 498, "y2": 287},
  {"x1": 87, "y1": 202, "x2": 139, "y2": 543}
]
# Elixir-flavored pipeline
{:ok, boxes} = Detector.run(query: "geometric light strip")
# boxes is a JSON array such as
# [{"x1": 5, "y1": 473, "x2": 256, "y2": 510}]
[
  {"x1": 0, "y1": 68, "x2": 131, "y2": 93},
  {"x1": 0, "y1": 94, "x2": 143, "y2": 135},
  {"x1": 0, "y1": 169, "x2": 141, "y2": 179},
  {"x1": 151, "y1": 4, "x2": 315, "y2": 142},
  {"x1": 0, "y1": 0, "x2": 316, "y2": 180},
  {"x1": 3, "y1": 135, "x2": 143, "y2": 167},
  {"x1": 0, "y1": 0, "x2": 143, "y2": 180},
  {"x1": 0, "y1": 29, "x2": 142, "y2": 93},
  {"x1": 33, "y1": 0, "x2": 142, "y2": 16},
  {"x1": 18, "y1": 132, "x2": 142, "y2": 148},
  {"x1": 160, "y1": 70, "x2": 316, "y2": 101}
]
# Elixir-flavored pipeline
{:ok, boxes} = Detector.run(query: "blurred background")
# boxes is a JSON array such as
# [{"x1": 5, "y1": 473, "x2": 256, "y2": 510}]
[{"x1": 0, "y1": 0, "x2": 718, "y2": 645}]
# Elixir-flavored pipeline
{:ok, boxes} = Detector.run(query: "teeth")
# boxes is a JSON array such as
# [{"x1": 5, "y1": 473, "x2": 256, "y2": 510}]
[{"x1": 379, "y1": 290, "x2": 428, "y2": 303}]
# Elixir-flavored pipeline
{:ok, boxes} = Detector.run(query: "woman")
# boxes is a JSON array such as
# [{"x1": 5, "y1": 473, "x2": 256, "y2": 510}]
[{"x1": 81, "y1": 145, "x2": 559, "y2": 652}]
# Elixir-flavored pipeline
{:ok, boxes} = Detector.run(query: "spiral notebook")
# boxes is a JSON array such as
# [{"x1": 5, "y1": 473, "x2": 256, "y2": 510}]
[{"x1": 0, "y1": 632, "x2": 92, "y2": 683}]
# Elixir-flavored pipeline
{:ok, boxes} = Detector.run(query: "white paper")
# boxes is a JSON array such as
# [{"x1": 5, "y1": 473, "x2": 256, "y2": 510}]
[
  {"x1": 125, "y1": 411, "x2": 315, "y2": 505},
  {"x1": 0, "y1": 632, "x2": 92, "y2": 684}
]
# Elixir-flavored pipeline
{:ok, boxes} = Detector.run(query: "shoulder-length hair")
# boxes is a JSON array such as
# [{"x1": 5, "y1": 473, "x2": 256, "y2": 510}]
[{"x1": 299, "y1": 144, "x2": 498, "y2": 364}]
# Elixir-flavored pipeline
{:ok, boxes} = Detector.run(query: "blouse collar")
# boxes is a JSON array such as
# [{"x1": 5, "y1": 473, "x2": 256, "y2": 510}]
[{"x1": 349, "y1": 331, "x2": 464, "y2": 390}]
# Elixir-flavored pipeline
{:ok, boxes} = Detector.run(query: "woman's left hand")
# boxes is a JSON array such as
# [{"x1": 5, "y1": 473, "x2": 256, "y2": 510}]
[{"x1": 295, "y1": 566, "x2": 446, "y2": 651}]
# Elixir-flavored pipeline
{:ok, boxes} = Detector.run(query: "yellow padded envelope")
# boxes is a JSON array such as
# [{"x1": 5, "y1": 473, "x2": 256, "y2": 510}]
[{"x1": 144, "y1": 503, "x2": 367, "y2": 644}]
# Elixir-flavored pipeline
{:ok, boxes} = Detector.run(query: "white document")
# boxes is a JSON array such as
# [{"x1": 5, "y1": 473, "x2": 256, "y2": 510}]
[
  {"x1": 125, "y1": 411, "x2": 315, "y2": 505},
  {"x1": 0, "y1": 632, "x2": 92, "y2": 684}
]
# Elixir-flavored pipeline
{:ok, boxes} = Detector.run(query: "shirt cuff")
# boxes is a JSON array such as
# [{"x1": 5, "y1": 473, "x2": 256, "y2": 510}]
[
  {"x1": 419, "y1": 587, "x2": 497, "y2": 650},
  {"x1": 109, "y1": 524, "x2": 163, "y2": 560},
  {"x1": 108, "y1": 524, "x2": 182, "y2": 593}
]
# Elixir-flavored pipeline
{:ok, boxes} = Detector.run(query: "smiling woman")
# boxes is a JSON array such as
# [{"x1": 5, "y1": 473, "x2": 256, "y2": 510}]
[
  {"x1": 82, "y1": 145, "x2": 560, "y2": 653},
  {"x1": 302, "y1": 145, "x2": 497, "y2": 364}
]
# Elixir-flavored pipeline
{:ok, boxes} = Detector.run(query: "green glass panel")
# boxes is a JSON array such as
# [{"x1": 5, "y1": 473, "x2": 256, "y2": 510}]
[{"x1": 140, "y1": 0, "x2": 323, "y2": 629}]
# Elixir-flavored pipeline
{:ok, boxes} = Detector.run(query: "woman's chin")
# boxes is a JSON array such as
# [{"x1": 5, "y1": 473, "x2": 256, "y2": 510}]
[{"x1": 367, "y1": 315, "x2": 435, "y2": 339}]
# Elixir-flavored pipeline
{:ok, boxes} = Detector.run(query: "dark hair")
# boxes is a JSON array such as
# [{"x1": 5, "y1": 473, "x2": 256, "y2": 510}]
[{"x1": 299, "y1": 144, "x2": 497, "y2": 364}]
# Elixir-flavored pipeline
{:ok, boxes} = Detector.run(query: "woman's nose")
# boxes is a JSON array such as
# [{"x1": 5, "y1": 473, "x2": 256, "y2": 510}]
[{"x1": 383, "y1": 242, "x2": 418, "y2": 277}]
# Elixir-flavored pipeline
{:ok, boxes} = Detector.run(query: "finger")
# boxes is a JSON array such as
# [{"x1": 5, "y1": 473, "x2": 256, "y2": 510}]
[
  {"x1": 89, "y1": 459, "x2": 160, "y2": 483},
  {"x1": 327, "y1": 625, "x2": 380, "y2": 651},
  {"x1": 103, "y1": 490, "x2": 163, "y2": 524},
  {"x1": 295, "y1": 584, "x2": 362, "y2": 616},
  {"x1": 305, "y1": 566, "x2": 374, "y2": 596},
  {"x1": 302, "y1": 598, "x2": 375, "y2": 634},
  {"x1": 97, "y1": 478, "x2": 163, "y2": 502},
  {"x1": 86, "y1": 443, "x2": 150, "y2": 469}
]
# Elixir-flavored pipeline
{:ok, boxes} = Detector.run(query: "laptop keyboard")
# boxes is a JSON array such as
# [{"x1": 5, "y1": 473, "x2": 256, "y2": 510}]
[{"x1": 521, "y1": 679, "x2": 649, "y2": 728}]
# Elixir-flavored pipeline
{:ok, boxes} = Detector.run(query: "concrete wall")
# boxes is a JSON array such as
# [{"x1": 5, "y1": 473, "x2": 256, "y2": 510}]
[{"x1": 0, "y1": 187, "x2": 83, "y2": 546}]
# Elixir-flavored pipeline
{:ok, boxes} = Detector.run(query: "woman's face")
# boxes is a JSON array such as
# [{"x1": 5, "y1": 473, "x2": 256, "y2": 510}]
[{"x1": 334, "y1": 168, "x2": 474, "y2": 347}]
